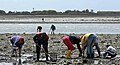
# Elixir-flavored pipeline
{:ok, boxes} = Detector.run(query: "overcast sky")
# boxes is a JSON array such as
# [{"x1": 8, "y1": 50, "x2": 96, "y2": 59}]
[{"x1": 0, "y1": 0, "x2": 120, "y2": 12}]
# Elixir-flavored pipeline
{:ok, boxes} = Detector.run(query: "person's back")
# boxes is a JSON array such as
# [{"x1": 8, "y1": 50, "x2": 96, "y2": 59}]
[
  {"x1": 11, "y1": 36, "x2": 20, "y2": 45},
  {"x1": 33, "y1": 32, "x2": 49, "y2": 43},
  {"x1": 107, "y1": 46, "x2": 117, "y2": 55},
  {"x1": 10, "y1": 36, "x2": 24, "y2": 48},
  {"x1": 69, "y1": 36, "x2": 80, "y2": 44},
  {"x1": 62, "y1": 35, "x2": 82, "y2": 58},
  {"x1": 103, "y1": 45, "x2": 117, "y2": 58},
  {"x1": 107, "y1": 46, "x2": 116, "y2": 53}
]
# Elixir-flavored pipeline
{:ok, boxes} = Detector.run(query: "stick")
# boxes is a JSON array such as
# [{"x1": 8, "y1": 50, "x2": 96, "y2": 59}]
[{"x1": 35, "y1": 43, "x2": 56, "y2": 61}]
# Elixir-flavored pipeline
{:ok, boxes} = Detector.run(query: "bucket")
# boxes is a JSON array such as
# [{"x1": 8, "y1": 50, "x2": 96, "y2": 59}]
[{"x1": 49, "y1": 53, "x2": 57, "y2": 62}]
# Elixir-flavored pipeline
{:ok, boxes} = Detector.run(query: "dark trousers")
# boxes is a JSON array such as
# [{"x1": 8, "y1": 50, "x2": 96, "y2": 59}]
[{"x1": 36, "y1": 42, "x2": 48, "y2": 61}]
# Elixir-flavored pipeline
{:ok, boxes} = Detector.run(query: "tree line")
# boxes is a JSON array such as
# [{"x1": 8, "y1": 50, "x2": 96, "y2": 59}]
[
  {"x1": 0, "y1": 9, "x2": 120, "y2": 16},
  {"x1": 0, "y1": 9, "x2": 94, "y2": 15}
]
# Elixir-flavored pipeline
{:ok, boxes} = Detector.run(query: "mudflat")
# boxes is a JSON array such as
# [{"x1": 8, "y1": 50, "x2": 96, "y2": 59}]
[{"x1": 0, "y1": 33, "x2": 120, "y2": 65}]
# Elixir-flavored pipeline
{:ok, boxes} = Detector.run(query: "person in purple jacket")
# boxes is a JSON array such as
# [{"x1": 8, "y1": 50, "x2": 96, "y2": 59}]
[{"x1": 10, "y1": 36, "x2": 24, "y2": 57}]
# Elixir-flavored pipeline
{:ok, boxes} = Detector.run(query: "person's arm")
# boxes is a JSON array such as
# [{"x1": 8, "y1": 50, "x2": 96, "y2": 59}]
[
  {"x1": 10, "y1": 38, "x2": 17, "y2": 47},
  {"x1": 76, "y1": 44, "x2": 82, "y2": 56},
  {"x1": 93, "y1": 36, "x2": 101, "y2": 57},
  {"x1": 95, "y1": 43, "x2": 101, "y2": 57},
  {"x1": 46, "y1": 34, "x2": 49, "y2": 41},
  {"x1": 82, "y1": 44, "x2": 87, "y2": 57},
  {"x1": 33, "y1": 34, "x2": 38, "y2": 43}
]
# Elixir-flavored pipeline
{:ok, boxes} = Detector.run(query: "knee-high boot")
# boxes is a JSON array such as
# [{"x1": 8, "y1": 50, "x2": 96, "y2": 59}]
[{"x1": 66, "y1": 50, "x2": 72, "y2": 58}]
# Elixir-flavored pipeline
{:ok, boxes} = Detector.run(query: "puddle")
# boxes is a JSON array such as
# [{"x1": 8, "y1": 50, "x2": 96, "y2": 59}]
[
  {"x1": 95, "y1": 52, "x2": 105, "y2": 55},
  {"x1": 17, "y1": 58, "x2": 26, "y2": 63},
  {"x1": 94, "y1": 60, "x2": 99, "y2": 64},
  {"x1": 0, "y1": 63, "x2": 12, "y2": 65},
  {"x1": 22, "y1": 54, "x2": 33, "y2": 58},
  {"x1": 115, "y1": 55, "x2": 120, "y2": 57},
  {"x1": 0, "y1": 54, "x2": 34, "y2": 65},
  {"x1": 82, "y1": 59, "x2": 103, "y2": 65},
  {"x1": 94, "y1": 60, "x2": 102, "y2": 64},
  {"x1": 0, "y1": 62, "x2": 32, "y2": 65},
  {"x1": 0, "y1": 53, "x2": 120, "y2": 65}
]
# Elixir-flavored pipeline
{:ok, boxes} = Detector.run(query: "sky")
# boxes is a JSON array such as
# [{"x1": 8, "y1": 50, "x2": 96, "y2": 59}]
[{"x1": 0, "y1": 0, "x2": 120, "y2": 12}]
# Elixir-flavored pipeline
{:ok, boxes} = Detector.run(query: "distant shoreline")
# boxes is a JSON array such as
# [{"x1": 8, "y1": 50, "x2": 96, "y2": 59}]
[{"x1": 0, "y1": 15, "x2": 120, "y2": 24}]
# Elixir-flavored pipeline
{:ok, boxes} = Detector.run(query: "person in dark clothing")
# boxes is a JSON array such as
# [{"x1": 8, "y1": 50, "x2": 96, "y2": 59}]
[
  {"x1": 50, "y1": 25, "x2": 56, "y2": 34},
  {"x1": 10, "y1": 36, "x2": 24, "y2": 57},
  {"x1": 37, "y1": 26, "x2": 42, "y2": 32},
  {"x1": 33, "y1": 32, "x2": 49, "y2": 61},
  {"x1": 42, "y1": 18, "x2": 44, "y2": 22},
  {"x1": 62, "y1": 35, "x2": 82, "y2": 58}
]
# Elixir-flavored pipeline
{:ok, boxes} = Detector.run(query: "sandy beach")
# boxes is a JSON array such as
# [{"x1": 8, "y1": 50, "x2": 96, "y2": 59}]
[{"x1": 0, "y1": 33, "x2": 120, "y2": 65}]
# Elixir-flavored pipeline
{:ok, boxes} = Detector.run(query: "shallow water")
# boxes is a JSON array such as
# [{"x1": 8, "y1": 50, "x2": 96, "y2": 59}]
[
  {"x1": 0, "y1": 54, "x2": 33, "y2": 65},
  {"x1": 0, "y1": 59, "x2": 32, "y2": 65},
  {"x1": 0, "y1": 63, "x2": 32, "y2": 65},
  {"x1": 0, "y1": 23, "x2": 120, "y2": 34}
]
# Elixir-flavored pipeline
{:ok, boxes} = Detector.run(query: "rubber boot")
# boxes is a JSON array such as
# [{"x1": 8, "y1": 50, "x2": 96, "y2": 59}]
[{"x1": 66, "y1": 50, "x2": 72, "y2": 59}]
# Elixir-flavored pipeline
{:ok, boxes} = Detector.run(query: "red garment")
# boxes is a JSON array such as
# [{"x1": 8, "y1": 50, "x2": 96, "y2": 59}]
[
  {"x1": 36, "y1": 32, "x2": 43, "y2": 41},
  {"x1": 36, "y1": 32, "x2": 49, "y2": 41},
  {"x1": 62, "y1": 36, "x2": 75, "y2": 50}
]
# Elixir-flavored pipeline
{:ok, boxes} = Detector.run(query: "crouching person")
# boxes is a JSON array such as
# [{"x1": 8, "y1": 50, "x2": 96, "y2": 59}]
[
  {"x1": 10, "y1": 36, "x2": 24, "y2": 57},
  {"x1": 81, "y1": 33, "x2": 101, "y2": 58},
  {"x1": 33, "y1": 32, "x2": 49, "y2": 61},
  {"x1": 62, "y1": 35, "x2": 82, "y2": 59},
  {"x1": 103, "y1": 45, "x2": 117, "y2": 59}
]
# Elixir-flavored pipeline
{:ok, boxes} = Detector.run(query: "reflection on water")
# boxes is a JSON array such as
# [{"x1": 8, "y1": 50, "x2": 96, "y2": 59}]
[
  {"x1": 14, "y1": 58, "x2": 32, "y2": 65},
  {"x1": 13, "y1": 58, "x2": 21, "y2": 65},
  {"x1": 94, "y1": 60, "x2": 102, "y2": 64},
  {"x1": 0, "y1": 55, "x2": 32, "y2": 65},
  {"x1": 0, "y1": 23, "x2": 120, "y2": 34},
  {"x1": 0, "y1": 63, "x2": 12, "y2": 65},
  {"x1": 83, "y1": 59, "x2": 102, "y2": 65}
]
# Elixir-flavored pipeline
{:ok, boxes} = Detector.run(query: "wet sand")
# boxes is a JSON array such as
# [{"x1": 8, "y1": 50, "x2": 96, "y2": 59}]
[
  {"x1": 0, "y1": 15, "x2": 120, "y2": 24},
  {"x1": 0, "y1": 33, "x2": 120, "y2": 65}
]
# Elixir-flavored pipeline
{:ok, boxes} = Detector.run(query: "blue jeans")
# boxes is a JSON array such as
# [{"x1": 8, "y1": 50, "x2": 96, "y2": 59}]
[{"x1": 86, "y1": 34, "x2": 100, "y2": 58}]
